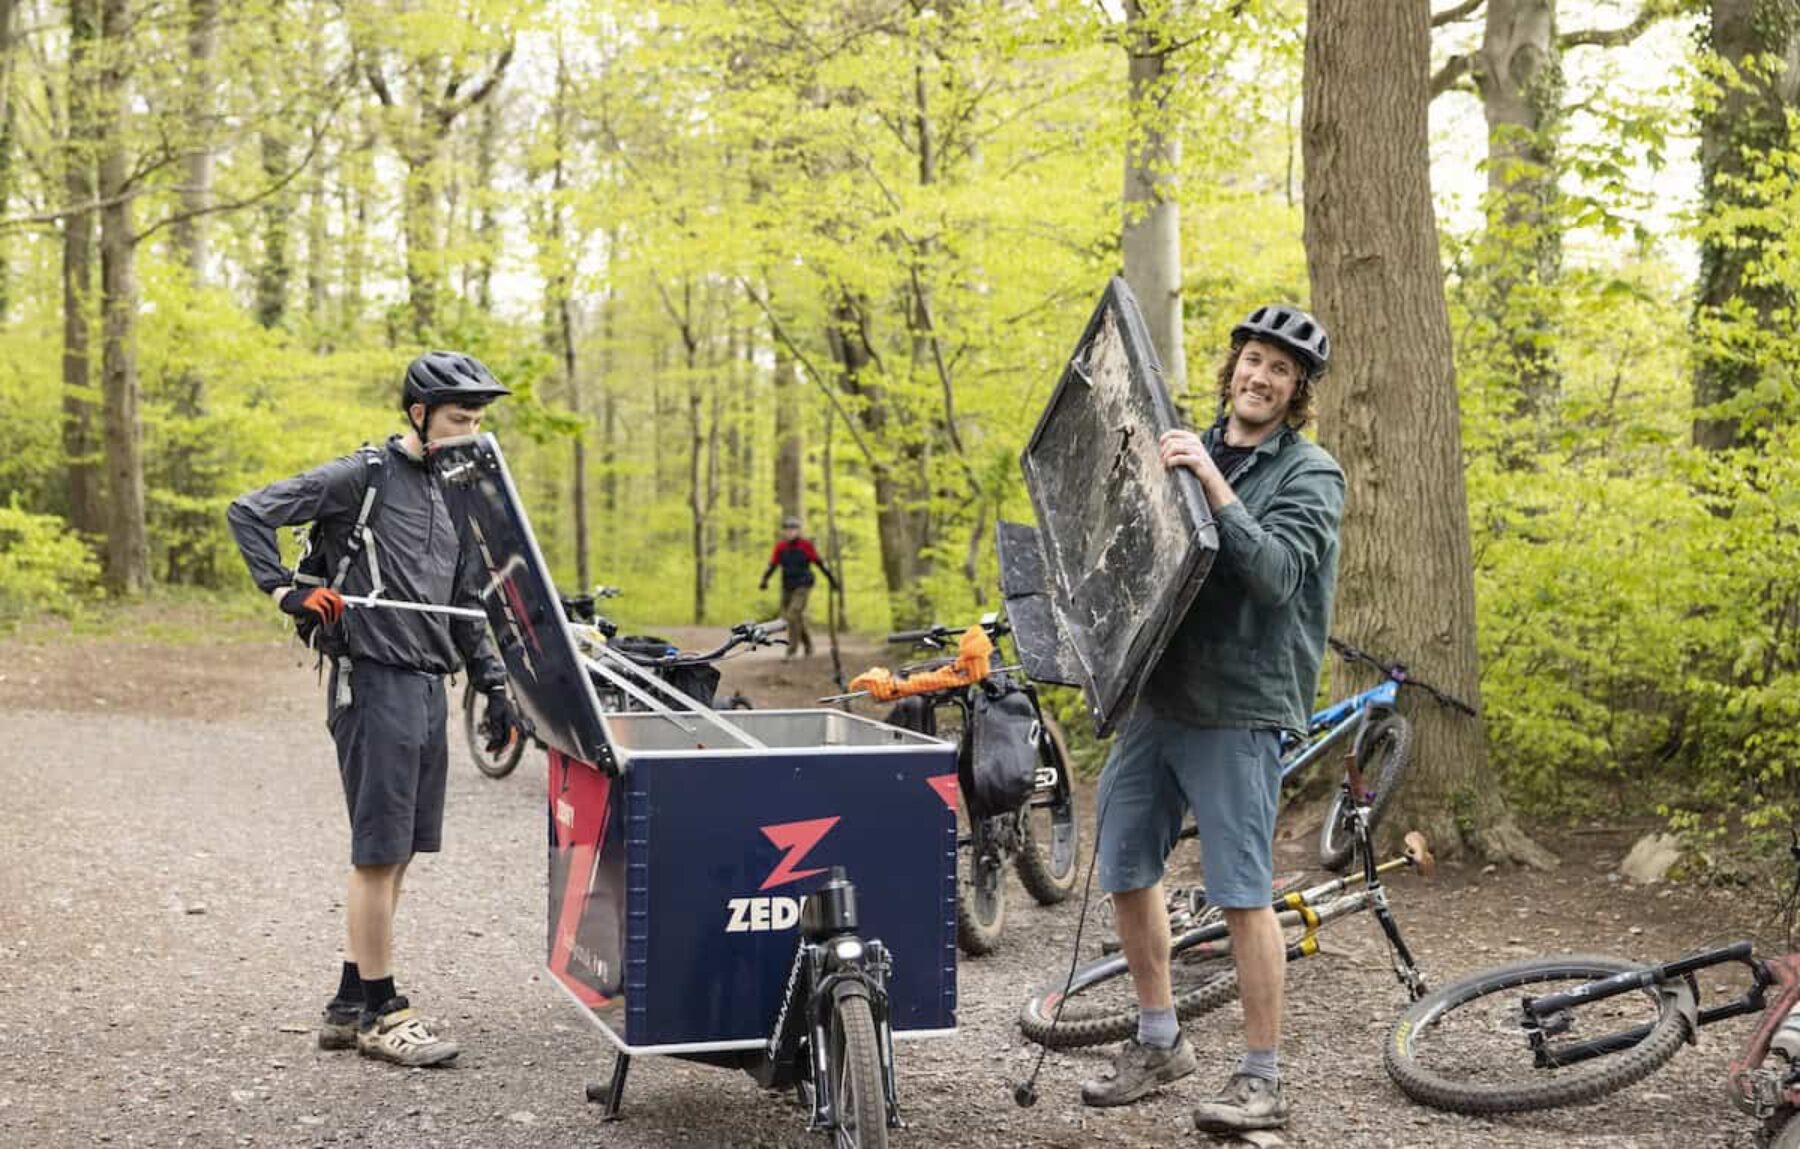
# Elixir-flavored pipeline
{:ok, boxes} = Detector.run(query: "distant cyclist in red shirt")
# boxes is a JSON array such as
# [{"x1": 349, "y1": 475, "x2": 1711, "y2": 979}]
[{"x1": 760, "y1": 515, "x2": 838, "y2": 660}]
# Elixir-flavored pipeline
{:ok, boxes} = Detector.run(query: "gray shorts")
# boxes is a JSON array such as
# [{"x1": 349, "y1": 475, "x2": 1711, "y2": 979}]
[
  {"x1": 1095, "y1": 716, "x2": 1283, "y2": 907},
  {"x1": 326, "y1": 659, "x2": 449, "y2": 867}
]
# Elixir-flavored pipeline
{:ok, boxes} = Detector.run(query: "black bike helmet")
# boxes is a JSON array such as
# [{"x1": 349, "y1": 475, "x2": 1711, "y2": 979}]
[
  {"x1": 401, "y1": 350, "x2": 512, "y2": 411},
  {"x1": 1231, "y1": 305, "x2": 1330, "y2": 378}
]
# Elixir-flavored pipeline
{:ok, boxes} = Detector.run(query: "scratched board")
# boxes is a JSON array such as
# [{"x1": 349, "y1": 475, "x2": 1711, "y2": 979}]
[
  {"x1": 431, "y1": 434, "x2": 617, "y2": 773},
  {"x1": 1019, "y1": 277, "x2": 1218, "y2": 735}
]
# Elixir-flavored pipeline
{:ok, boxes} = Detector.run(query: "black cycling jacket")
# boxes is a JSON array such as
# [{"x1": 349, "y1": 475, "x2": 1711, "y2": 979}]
[{"x1": 226, "y1": 436, "x2": 507, "y2": 690}]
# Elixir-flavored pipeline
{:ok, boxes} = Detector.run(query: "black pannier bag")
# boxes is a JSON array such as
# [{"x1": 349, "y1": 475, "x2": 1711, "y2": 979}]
[{"x1": 961, "y1": 677, "x2": 1040, "y2": 820}]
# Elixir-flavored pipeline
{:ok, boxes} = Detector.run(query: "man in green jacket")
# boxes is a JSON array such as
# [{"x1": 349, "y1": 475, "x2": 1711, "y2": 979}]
[{"x1": 1079, "y1": 305, "x2": 1344, "y2": 1136}]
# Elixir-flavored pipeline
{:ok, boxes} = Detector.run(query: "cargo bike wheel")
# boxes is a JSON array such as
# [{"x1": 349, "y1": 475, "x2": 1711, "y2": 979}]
[
  {"x1": 461, "y1": 679, "x2": 526, "y2": 779},
  {"x1": 1015, "y1": 714, "x2": 1079, "y2": 906},
  {"x1": 825, "y1": 982, "x2": 889, "y2": 1149},
  {"x1": 957, "y1": 813, "x2": 1008, "y2": 956}
]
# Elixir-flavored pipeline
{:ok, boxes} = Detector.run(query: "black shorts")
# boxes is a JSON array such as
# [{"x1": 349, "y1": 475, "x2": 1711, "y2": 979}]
[{"x1": 326, "y1": 658, "x2": 449, "y2": 866}]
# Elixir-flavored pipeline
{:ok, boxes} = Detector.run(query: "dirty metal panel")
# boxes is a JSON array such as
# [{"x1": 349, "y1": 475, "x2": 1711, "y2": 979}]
[
  {"x1": 1019, "y1": 277, "x2": 1217, "y2": 735},
  {"x1": 995, "y1": 520, "x2": 1083, "y2": 688}
]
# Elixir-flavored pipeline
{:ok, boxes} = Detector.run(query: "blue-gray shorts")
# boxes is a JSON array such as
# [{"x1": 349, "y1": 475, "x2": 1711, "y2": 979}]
[
  {"x1": 1095, "y1": 716, "x2": 1283, "y2": 908},
  {"x1": 325, "y1": 658, "x2": 449, "y2": 867}
]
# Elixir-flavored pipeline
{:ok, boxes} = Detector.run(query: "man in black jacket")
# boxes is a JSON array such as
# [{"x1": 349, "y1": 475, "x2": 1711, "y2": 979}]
[{"x1": 227, "y1": 351, "x2": 519, "y2": 1067}]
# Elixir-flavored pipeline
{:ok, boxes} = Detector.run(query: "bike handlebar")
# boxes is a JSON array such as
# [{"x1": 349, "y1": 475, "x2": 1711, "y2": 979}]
[
  {"x1": 886, "y1": 617, "x2": 1011, "y2": 647},
  {"x1": 613, "y1": 619, "x2": 787, "y2": 667},
  {"x1": 1328, "y1": 636, "x2": 1478, "y2": 716}
]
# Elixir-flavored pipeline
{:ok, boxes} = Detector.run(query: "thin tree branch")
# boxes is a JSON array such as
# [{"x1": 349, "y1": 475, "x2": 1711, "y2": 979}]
[
  {"x1": 1432, "y1": 53, "x2": 1474, "y2": 98},
  {"x1": 364, "y1": 57, "x2": 395, "y2": 107},
  {"x1": 1432, "y1": 0, "x2": 1485, "y2": 27},
  {"x1": 739, "y1": 276, "x2": 879, "y2": 469},
  {"x1": 1559, "y1": 2, "x2": 1672, "y2": 52},
  {"x1": 133, "y1": 88, "x2": 345, "y2": 244},
  {"x1": 442, "y1": 40, "x2": 513, "y2": 124}
]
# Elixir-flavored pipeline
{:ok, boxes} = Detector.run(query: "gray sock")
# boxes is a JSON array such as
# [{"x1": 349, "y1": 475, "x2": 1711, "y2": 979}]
[
  {"x1": 1238, "y1": 1047, "x2": 1279, "y2": 1082},
  {"x1": 1137, "y1": 1006, "x2": 1179, "y2": 1049}
]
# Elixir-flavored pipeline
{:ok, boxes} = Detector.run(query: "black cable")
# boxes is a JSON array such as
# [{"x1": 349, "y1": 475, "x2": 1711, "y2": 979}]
[{"x1": 1014, "y1": 773, "x2": 1111, "y2": 1107}]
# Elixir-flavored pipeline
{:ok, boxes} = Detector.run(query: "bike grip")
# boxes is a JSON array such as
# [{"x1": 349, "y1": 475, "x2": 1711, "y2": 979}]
[
  {"x1": 760, "y1": 619, "x2": 786, "y2": 635},
  {"x1": 887, "y1": 627, "x2": 935, "y2": 644}
]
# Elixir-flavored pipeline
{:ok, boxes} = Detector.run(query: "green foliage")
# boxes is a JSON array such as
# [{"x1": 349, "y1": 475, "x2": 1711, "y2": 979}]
[{"x1": 0, "y1": 501, "x2": 100, "y2": 626}]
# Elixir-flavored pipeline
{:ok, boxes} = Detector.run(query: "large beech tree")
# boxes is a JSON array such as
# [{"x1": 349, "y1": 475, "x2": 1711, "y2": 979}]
[{"x1": 1304, "y1": 0, "x2": 1552, "y2": 864}]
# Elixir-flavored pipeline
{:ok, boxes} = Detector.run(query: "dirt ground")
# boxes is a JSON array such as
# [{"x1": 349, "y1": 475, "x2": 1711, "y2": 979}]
[{"x1": 0, "y1": 608, "x2": 1787, "y2": 1148}]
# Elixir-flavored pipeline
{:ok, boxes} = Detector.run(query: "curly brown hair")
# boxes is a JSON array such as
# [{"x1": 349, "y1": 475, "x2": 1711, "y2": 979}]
[{"x1": 1214, "y1": 340, "x2": 1315, "y2": 430}]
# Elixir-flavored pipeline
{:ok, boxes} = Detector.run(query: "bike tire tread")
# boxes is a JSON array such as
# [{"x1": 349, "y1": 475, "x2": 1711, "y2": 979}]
[
  {"x1": 1018, "y1": 952, "x2": 1240, "y2": 1050},
  {"x1": 1383, "y1": 954, "x2": 1691, "y2": 1115}
]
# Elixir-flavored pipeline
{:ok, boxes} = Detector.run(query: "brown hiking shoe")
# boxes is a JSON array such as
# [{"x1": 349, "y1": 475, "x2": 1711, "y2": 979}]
[
  {"x1": 318, "y1": 1000, "x2": 360, "y2": 1051},
  {"x1": 1079, "y1": 1035, "x2": 1197, "y2": 1107},
  {"x1": 356, "y1": 997, "x2": 459, "y2": 1067},
  {"x1": 1192, "y1": 1072, "x2": 1288, "y2": 1133}
]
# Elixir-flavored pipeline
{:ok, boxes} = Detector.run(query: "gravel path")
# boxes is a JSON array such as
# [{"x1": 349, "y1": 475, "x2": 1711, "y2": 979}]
[{"x1": 0, "y1": 620, "x2": 1780, "y2": 1147}]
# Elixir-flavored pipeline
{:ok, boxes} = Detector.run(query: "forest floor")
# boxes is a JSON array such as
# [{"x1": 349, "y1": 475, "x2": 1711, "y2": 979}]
[{"x1": 0, "y1": 604, "x2": 1786, "y2": 1148}]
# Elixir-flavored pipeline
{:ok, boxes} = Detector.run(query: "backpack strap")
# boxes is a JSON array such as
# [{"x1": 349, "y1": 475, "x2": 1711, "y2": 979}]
[
  {"x1": 292, "y1": 445, "x2": 389, "y2": 591},
  {"x1": 327, "y1": 446, "x2": 388, "y2": 592}
]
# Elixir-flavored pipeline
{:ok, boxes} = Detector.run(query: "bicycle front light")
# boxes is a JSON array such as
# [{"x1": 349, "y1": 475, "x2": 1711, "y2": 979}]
[{"x1": 832, "y1": 938, "x2": 865, "y2": 966}]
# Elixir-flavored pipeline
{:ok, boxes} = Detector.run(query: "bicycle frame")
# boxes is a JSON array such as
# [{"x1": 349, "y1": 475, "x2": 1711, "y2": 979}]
[
  {"x1": 1518, "y1": 941, "x2": 1761, "y2": 1071},
  {"x1": 1279, "y1": 678, "x2": 1400, "y2": 787}
]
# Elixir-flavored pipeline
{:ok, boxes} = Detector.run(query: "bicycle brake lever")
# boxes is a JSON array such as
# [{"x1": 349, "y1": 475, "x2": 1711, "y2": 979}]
[{"x1": 1403, "y1": 831, "x2": 1436, "y2": 878}]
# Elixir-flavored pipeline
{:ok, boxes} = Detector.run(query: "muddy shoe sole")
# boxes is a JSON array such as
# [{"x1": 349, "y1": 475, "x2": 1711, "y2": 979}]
[
  {"x1": 318, "y1": 1019, "x2": 358, "y2": 1051},
  {"x1": 357, "y1": 1038, "x2": 460, "y2": 1067}
]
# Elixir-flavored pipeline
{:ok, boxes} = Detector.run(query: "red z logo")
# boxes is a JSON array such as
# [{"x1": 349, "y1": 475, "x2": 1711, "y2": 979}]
[{"x1": 759, "y1": 817, "x2": 841, "y2": 890}]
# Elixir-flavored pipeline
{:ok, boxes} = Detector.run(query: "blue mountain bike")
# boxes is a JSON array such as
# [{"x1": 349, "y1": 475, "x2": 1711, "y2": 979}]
[
  {"x1": 1301, "y1": 637, "x2": 1476, "y2": 873},
  {"x1": 1099, "y1": 637, "x2": 1475, "y2": 946}
]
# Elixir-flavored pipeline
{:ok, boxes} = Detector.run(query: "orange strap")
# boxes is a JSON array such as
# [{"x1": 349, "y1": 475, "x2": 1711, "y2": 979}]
[{"x1": 850, "y1": 625, "x2": 994, "y2": 702}]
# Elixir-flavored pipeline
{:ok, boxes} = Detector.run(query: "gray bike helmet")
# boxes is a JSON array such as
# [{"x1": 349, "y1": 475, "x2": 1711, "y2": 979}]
[
  {"x1": 401, "y1": 350, "x2": 512, "y2": 411},
  {"x1": 1231, "y1": 305, "x2": 1330, "y2": 378}
]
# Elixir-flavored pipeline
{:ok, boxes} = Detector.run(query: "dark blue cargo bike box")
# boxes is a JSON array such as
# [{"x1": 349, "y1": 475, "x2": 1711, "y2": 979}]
[{"x1": 432, "y1": 434, "x2": 959, "y2": 1058}]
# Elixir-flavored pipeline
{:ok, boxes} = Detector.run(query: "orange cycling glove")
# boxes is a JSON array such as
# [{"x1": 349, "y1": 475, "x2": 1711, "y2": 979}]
[{"x1": 280, "y1": 586, "x2": 346, "y2": 625}]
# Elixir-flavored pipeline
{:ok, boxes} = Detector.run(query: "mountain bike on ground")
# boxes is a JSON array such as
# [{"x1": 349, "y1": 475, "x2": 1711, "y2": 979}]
[
  {"x1": 1386, "y1": 843, "x2": 1800, "y2": 1143},
  {"x1": 826, "y1": 614, "x2": 1080, "y2": 957},
  {"x1": 1018, "y1": 777, "x2": 1434, "y2": 1050},
  {"x1": 1090, "y1": 636, "x2": 1472, "y2": 952}
]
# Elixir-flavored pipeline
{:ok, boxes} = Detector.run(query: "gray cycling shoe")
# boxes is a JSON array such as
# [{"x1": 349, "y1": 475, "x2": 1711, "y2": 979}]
[
  {"x1": 1192, "y1": 1072, "x2": 1289, "y2": 1132},
  {"x1": 1079, "y1": 1035, "x2": 1197, "y2": 1107}
]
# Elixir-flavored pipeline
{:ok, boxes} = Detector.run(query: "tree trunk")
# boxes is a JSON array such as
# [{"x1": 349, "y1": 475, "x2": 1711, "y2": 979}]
[
  {"x1": 474, "y1": 95, "x2": 499, "y2": 313},
  {"x1": 600, "y1": 281, "x2": 618, "y2": 524},
  {"x1": 773, "y1": 337, "x2": 803, "y2": 518},
  {"x1": 305, "y1": 127, "x2": 331, "y2": 329},
  {"x1": 98, "y1": 0, "x2": 147, "y2": 595},
  {"x1": 1303, "y1": 0, "x2": 1552, "y2": 866},
  {"x1": 1473, "y1": 0, "x2": 1563, "y2": 421},
  {"x1": 688, "y1": 352, "x2": 707, "y2": 625},
  {"x1": 1692, "y1": 0, "x2": 1800, "y2": 450},
  {"x1": 725, "y1": 325, "x2": 749, "y2": 552},
  {"x1": 401, "y1": 130, "x2": 442, "y2": 341},
  {"x1": 62, "y1": 0, "x2": 103, "y2": 539},
  {"x1": 171, "y1": 0, "x2": 218, "y2": 283},
  {"x1": 1122, "y1": 0, "x2": 1186, "y2": 395},
  {"x1": 341, "y1": 114, "x2": 375, "y2": 331},
  {"x1": 255, "y1": 126, "x2": 290, "y2": 328},
  {"x1": 0, "y1": 0, "x2": 18, "y2": 320},
  {"x1": 827, "y1": 293, "x2": 930, "y2": 625}
]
